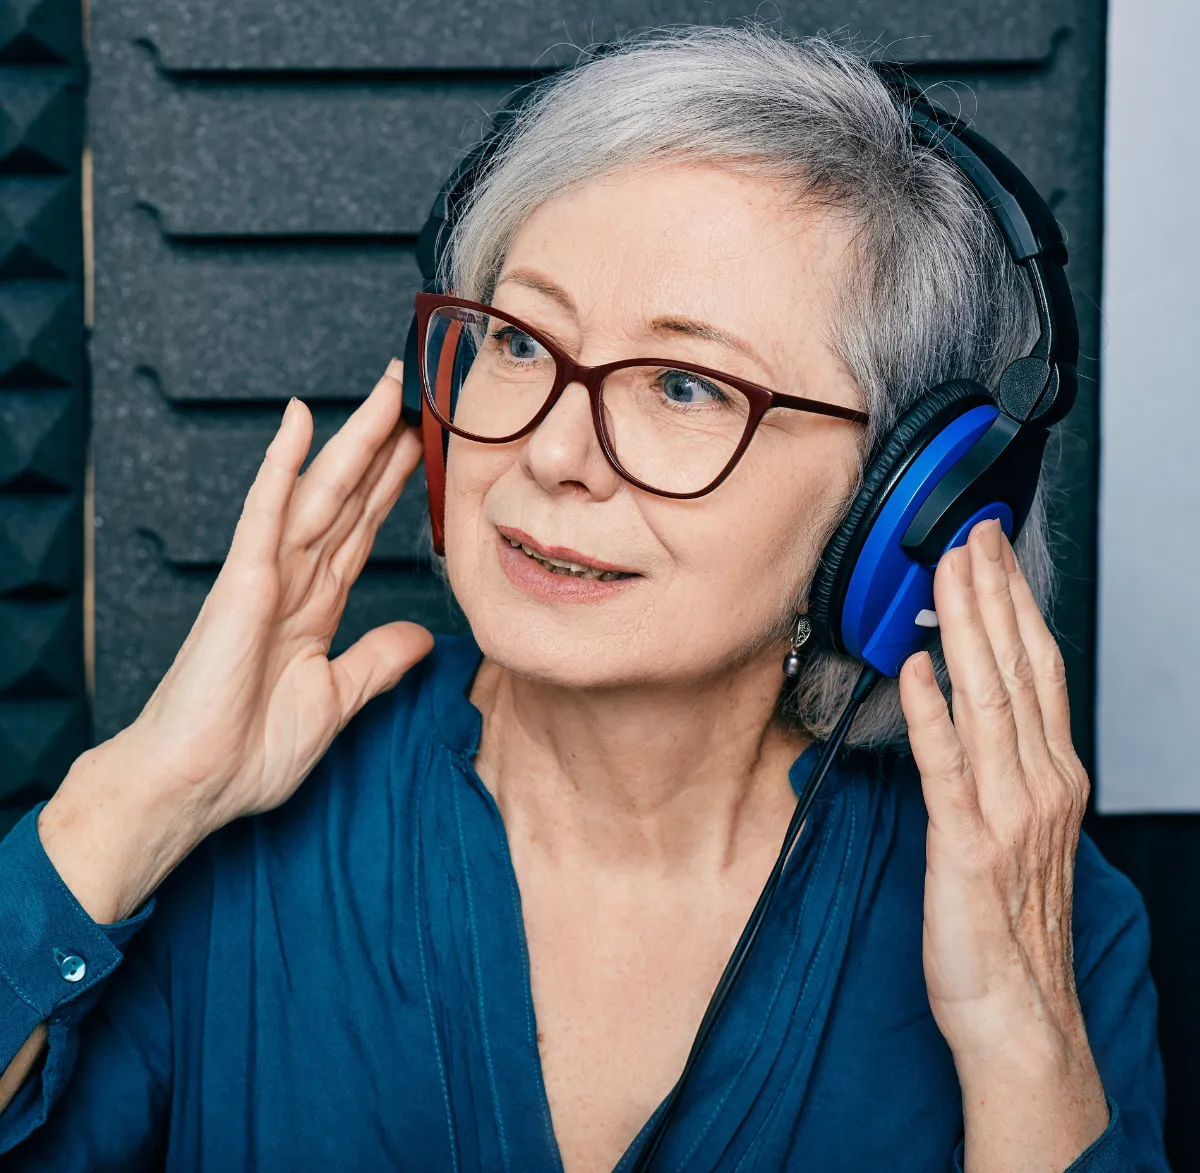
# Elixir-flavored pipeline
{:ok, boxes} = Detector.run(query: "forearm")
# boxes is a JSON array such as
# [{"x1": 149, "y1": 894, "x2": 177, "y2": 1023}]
[
  {"x1": 958, "y1": 1025, "x2": 1109, "y2": 1173},
  {"x1": 0, "y1": 1026, "x2": 46, "y2": 1116}
]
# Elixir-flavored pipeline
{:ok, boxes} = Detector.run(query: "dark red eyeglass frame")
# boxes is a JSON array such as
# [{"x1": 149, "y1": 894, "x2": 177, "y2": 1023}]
[{"x1": 415, "y1": 292, "x2": 870, "y2": 501}]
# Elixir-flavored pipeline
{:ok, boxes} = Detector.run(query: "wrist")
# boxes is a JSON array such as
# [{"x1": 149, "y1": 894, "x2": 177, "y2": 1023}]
[
  {"x1": 934, "y1": 973, "x2": 1091, "y2": 1070},
  {"x1": 39, "y1": 731, "x2": 219, "y2": 923},
  {"x1": 954, "y1": 1016, "x2": 1094, "y2": 1093},
  {"x1": 954, "y1": 1014, "x2": 1109, "y2": 1173}
]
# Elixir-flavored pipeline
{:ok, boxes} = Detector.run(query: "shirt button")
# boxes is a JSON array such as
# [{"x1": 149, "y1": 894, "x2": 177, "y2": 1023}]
[{"x1": 55, "y1": 950, "x2": 86, "y2": 982}]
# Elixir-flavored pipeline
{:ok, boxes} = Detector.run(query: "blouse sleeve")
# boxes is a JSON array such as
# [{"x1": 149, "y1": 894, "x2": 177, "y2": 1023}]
[
  {"x1": 0, "y1": 804, "x2": 169, "y2": 1167},
  {"x1": 952, "y1": 1099, "x2": 1134, "y2": 1173}
]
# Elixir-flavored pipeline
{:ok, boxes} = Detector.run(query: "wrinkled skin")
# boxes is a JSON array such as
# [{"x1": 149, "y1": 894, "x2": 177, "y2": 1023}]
[{"x1": 27, "y1": 162, "x2": 1106, "y2": 1173}]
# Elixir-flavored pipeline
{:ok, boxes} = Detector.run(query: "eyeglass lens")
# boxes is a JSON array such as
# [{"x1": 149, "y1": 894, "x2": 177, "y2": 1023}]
[{"x1": 423, "y1": 304, "x2": 753, "y2": 495}]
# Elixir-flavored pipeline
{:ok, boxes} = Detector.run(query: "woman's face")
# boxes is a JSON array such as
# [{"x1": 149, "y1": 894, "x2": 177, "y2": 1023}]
[{"x1": 443, "y1": 162, "x2": 865, "y2": 689}]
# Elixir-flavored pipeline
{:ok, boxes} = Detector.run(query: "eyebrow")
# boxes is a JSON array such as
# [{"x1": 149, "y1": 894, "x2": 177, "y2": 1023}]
[
  {"x1": 495, "y1": 267, "x2": 769, "y2": 372},
  {"x1": 494, "y1": 269, "x2": 579, "y2": 317},
  {"x1": 647, "y1": 315, "x2": 766, "y2": 369}
]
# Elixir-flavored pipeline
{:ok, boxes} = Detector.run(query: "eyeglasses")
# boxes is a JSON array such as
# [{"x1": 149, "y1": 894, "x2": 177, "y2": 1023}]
[{"x1": 415, "y1": 293, "x2": 870, "y2": 499}]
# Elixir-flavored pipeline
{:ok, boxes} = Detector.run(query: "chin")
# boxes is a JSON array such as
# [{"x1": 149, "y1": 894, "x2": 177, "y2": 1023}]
[
  {"x1": 462, "y1": 597, "x2": 652, "y2": 690},
  {"x1": 444, "y1": 517, "x2": 790, "y2": 692},
  {"x1": 446, "y1": 528, "x2": 652, "y2": 688},
  {"x1": 460, "y1": 592, "x2": 777, "y2": 696}
]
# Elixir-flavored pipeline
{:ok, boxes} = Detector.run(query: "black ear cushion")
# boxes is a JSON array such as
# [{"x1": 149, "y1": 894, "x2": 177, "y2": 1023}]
[
  {"x1": 401, "y1": 311, "x2": 425, "y2": 428},
  {"x1": 808, "y1": 379, "x2": 993, "y2": 653}
]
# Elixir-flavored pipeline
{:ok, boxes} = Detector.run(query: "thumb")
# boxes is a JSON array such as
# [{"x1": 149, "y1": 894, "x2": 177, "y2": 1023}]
[{"x1": 331, "y1": 621, "x2": 435, "y2": 726}]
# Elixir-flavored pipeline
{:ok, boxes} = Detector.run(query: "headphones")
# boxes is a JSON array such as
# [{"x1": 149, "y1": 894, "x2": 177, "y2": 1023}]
[{"x1": 401, "y1": 70, "x2": 1078, "y2": 680}]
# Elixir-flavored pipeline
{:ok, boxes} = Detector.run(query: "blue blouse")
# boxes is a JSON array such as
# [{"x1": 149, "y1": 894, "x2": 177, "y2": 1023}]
[{"x1": 0, "y1": 636, "x2": 1167, "y2": 1171}]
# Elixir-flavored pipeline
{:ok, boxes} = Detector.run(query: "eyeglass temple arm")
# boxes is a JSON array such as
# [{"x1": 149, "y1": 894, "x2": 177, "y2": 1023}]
[{"x1": 769, "y1": 392, "x2": 869, "y2": 425}]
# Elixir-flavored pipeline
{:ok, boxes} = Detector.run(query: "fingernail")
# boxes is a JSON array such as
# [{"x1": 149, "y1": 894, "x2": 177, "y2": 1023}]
[
  {"x1": 282, "y1": 396, "x2": 297, "y2": 424},
  {"x1": 912, "y1": 650, "x2": 935, "y2": 683},
  {"x1": 385, "y1": 357, "x2": 404, "y2": 381},
  {"x1": 980, "y1": 518, "x2": 1002, "y2": 562},
  {"x1": 1000, "y1": 532, "x2": 1017, "y2": 574},
  {"x1": 953, "y1": 545, "x2": 973, "y2": 585}
]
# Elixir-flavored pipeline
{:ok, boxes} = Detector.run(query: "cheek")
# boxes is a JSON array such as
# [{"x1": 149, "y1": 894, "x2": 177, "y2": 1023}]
[
  {"x1": 632, "y1": 469, "x2": 828, "y2": 665},
  {"x1": 441, "y1": 440, "x2": 511, "y2": 583},
  {"x1": 684, "y1": 500, "x2": 814, "y2": 617},
  {"x1": 684, "y1": 433, "x2": 852, "y2": 598}
]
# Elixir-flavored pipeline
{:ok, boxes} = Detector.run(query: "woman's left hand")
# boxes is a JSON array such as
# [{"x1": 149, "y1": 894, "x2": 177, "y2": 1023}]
[{"x1": 899, "y1": 518, "x2": 1110, "y2": 1172}]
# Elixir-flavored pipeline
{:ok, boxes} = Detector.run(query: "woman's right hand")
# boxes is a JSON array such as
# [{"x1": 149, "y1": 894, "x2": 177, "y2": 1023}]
[{"x1": 39, "y1": 360, "x2": 434, "y2": 921}]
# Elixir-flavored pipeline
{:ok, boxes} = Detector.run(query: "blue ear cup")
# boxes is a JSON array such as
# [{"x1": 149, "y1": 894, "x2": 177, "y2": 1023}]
[{"x1": 808, "y1": 380, "x2": 1018, "y2": 678}]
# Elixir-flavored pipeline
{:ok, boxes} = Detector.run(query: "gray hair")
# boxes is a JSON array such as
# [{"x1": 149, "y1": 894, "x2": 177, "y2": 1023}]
[{"x1": 443, "y1": 25, "x2": 1056, "y2": 747}]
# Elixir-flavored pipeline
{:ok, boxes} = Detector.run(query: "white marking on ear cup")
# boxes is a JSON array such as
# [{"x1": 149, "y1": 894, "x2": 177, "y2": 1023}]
[{"x1": 914, "y1": 609, "x2": 940, "y2": 628}]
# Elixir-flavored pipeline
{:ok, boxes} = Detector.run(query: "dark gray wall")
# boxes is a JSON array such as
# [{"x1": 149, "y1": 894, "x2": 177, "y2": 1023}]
[
  {"x1": 0, "y1": 0, "x2": 88, "y2": 829},
  {"x1": 87, "y1": 1, "x2": 1200, "y2": 1166},
  {"x1": 88, "y1": 0, "x2": 1104, "y2": 749}
]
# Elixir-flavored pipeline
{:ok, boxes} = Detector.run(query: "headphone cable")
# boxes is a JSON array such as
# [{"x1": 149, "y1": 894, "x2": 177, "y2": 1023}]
[{"x1": 628, "y1": 661, "x2": 883, "y2": 1173}]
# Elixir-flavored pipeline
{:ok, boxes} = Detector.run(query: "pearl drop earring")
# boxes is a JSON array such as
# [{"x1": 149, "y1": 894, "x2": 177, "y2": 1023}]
[{"x1": 782, "y1": 614, "x2": 812, "y2": 678}]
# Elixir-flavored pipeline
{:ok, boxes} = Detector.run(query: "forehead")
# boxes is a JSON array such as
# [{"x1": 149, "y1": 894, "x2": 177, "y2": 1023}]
[{"x1": 496, "y1": 162, "x2": 852, "y2": 356}]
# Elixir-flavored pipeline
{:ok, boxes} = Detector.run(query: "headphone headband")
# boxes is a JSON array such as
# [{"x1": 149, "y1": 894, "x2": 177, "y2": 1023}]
[
  {"x1": 905, "y1": 95, "x2": 1064, "y2": 263},
  {"x1": 413, "y1": 68, "x2": 1078, "y2": 422},
  {"x1": 895, "y1": 84, "x2": 1079, "y2": 428},
  {"x1": 404, "y1": 55, "x2": 1080, "y2": 614}
]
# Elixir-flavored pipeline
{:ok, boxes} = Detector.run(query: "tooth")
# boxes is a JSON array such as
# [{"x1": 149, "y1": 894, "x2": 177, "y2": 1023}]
[{"x1": 510, "y1": 538, "x2": 625, "y2": 579}]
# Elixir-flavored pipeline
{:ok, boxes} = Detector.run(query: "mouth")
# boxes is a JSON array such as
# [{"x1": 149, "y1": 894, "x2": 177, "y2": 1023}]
[{"x1": 496, "y1": 526, "x2": 638, "y2": 582}]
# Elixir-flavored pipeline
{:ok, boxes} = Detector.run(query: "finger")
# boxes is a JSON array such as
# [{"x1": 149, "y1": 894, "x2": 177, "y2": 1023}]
[
  {"x1": 327, "y1": 428, "x2": 424, "y2": 587},
  {"x1": 307, "y1": 422, "x2": 408, "y2": 566},
  {"x1": 228, "y1": 398, "x2": 313, "y2": 568},
  {"x1": 899, "y1": 650, "x2": 981, "y2": 835},
  {"x1": 331, "y1": 621, "x2": 434, "y2": 725},
  {"x1": 933, "y1": 543, "x2": 1021, "y2": 776},
  {"x1": 289, "y1": 362, "x2": 406, "y2": 546},
  {"x1": 1003, "y1": 535, "x2": 1074, "y2": 758},
  {"x1": 965, "y1": 520, "x2": 1050, "y2": 763},
  {"x1": 363, "y1": 426, "x2": 423, "y2": 526}
]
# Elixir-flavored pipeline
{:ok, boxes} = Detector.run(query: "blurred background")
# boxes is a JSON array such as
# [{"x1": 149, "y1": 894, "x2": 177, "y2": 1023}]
[{"x1": 0, "y1": 0, "x2": 1195, "y2": 1165}]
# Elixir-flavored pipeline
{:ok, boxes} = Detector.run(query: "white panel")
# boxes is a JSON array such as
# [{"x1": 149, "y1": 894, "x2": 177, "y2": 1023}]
[{"x1": 1097, "y1": 1, "x2": 1200, "y2": 810}]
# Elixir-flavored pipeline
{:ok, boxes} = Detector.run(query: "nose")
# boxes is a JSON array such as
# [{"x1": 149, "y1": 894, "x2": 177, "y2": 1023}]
[{"x1": 519, "y1": 380, "x2": 623, "y2": 502}]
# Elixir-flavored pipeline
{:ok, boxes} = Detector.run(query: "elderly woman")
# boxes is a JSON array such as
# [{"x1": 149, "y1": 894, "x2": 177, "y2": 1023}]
[{"x1": 0, "y1": 27, "x2": 1166, "y2": 1173}]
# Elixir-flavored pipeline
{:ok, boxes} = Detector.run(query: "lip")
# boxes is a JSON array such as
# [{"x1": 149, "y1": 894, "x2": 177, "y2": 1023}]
[
  {"x1": 496, "y1": 526, "x2": 636, "y2": 575},
  {"x1": 495, "y1": 526, "x2": 640, "y2": 604}
]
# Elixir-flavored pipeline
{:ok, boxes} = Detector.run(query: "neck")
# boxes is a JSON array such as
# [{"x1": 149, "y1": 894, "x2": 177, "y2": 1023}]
[{"x1": 470, "y1": 649, "x2": 810, "y2": 874}]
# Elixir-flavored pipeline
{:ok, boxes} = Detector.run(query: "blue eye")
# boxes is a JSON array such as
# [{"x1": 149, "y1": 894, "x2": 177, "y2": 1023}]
[
  {"x1": 493, "y1": 326, "x2": 546, "y2": 361},
  {"x1": 660, "y1": 370, "x2": 726, "y2": 405}
]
